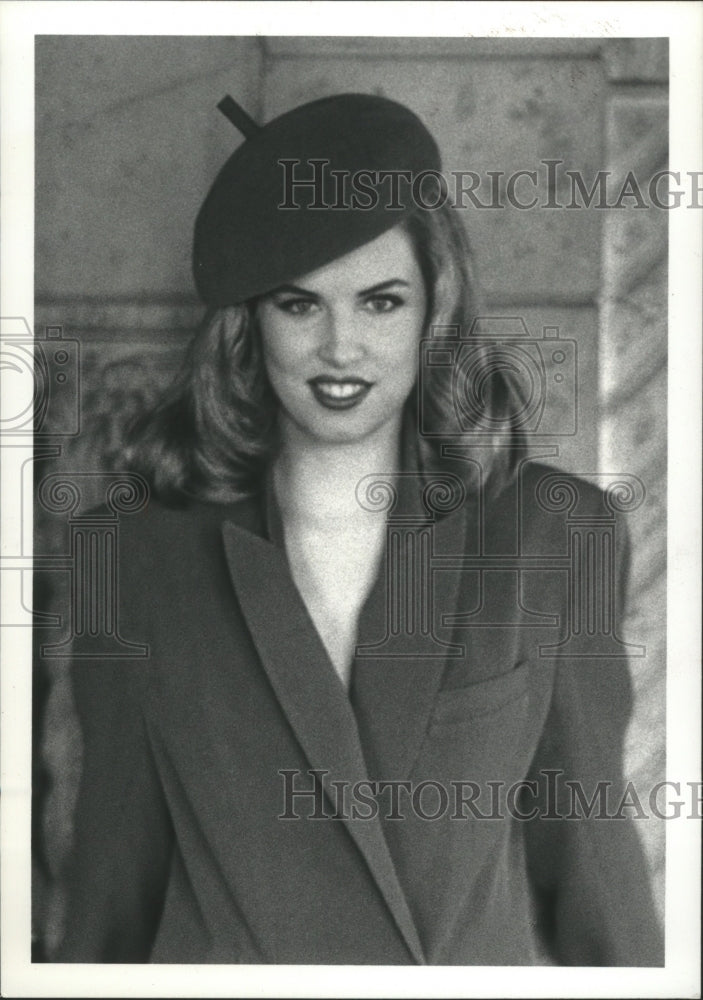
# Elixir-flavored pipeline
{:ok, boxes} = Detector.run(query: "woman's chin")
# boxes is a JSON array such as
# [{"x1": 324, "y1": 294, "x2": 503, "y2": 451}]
[{"x1": 285, "y1": 409, "x2": 402, "y2": 448}]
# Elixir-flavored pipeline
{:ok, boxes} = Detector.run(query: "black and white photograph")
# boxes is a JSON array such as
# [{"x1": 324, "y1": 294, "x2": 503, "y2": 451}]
[{"x1": 1, "y1": 2, "x2": 700, "y2": 997}]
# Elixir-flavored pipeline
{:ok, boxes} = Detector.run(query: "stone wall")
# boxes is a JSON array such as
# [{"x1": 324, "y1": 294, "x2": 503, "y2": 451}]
[{"x1": 32, "y1": 36, "x2": 667, "y2": 955}]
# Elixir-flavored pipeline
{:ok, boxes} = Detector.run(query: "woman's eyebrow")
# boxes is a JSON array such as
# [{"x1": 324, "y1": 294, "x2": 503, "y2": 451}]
[
  {"x1": 357, "y1": 278, "x2": 409, "y2": 296},
  {"x1": 271, "y1": 277, "x2": 410, "y2": 298},
  {"x1": 271, "y1": 283, "x2": 318, "y2": 297}
]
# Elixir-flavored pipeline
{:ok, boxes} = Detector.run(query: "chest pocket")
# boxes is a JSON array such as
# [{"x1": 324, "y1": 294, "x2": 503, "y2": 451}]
[
  {"x1": 428, "y1": 660, "x2": 532, "y2": 730},
  {"x1": 411, "y1": 659, "x2": 537, "y2": 785}
]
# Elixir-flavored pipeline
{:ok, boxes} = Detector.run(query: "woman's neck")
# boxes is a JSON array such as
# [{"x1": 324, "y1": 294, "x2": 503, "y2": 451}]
[{"x1": 273, "y1": 417, "x2": 402, "y2": 529}]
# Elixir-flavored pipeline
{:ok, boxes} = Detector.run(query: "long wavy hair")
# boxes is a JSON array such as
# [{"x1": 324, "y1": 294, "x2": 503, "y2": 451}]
[{"x1": 123, "y1": 204, "x2": 523, "y2": 504}]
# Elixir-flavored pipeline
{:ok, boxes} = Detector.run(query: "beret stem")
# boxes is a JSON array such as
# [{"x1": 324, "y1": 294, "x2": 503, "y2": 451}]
[{"x1": 217, "y1": 95, "x2": 260, "y2": 139}]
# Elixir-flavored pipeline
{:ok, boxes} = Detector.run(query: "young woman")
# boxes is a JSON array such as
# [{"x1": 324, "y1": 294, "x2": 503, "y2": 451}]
[{"x1": 56, "y1": 93, "x2": 662, "y2": 965}]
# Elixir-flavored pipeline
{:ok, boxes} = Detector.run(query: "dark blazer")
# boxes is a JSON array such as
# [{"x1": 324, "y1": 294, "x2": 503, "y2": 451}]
[{"x1": 56, "y1": 458, "x2": 663, "y2": 965}]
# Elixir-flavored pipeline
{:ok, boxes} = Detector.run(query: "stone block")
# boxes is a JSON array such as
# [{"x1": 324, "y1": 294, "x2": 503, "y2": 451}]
[{"x1": 35, "y1": 37, "x2": 263, "y2": 301}]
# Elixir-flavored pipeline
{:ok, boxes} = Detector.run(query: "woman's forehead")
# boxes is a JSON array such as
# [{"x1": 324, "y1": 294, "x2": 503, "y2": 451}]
[{"x1": 284, "y1": 225, "x2": 422, "y2": 294}]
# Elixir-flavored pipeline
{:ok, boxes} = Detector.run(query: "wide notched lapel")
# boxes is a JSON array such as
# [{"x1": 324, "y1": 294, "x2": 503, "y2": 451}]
[{"x1": 221, "y1": 520, "x2": 426, "y2": 965}]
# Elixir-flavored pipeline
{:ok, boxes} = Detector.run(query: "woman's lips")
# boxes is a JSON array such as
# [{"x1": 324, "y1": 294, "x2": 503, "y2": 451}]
[{"x1": 308, "y1": 377, "x2": 373, "y2": 411}]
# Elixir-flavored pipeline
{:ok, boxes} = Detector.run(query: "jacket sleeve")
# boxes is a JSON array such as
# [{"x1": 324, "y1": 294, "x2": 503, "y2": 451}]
[
  {"x1": 54, "y1": 658, "x2": 174, "y2": 963},
  {"x1": 523, "y1": 523, "x2": 664, "y2": 966}
]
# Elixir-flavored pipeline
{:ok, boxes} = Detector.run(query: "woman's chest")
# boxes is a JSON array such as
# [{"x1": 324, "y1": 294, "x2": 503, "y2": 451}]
[{"x1": 282, "y1": 523, "x2": 385, "y2": 687}]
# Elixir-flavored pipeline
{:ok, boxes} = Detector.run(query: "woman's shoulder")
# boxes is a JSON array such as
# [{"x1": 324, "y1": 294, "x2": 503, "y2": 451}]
[
  {"x1": 67, "y1": 492, "x2": 266, "y2": 683},
  {"x1": 113, "y1": 490, "x2": 263, "y2": 553},
  {"x1": 82, "y1": 490, "x2": 267, "y2": 619},
  {"x1": 518, "y1": 460, "x2": 610, "y2": 513},
  {"x1": 482, "y1": 459, "x2": 626, "y2": 550}
]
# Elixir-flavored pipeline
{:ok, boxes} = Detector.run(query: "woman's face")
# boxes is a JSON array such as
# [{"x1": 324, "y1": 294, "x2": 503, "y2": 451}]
[{"x1": 256, "y1": 225, "x2": 427, "y2": 446}]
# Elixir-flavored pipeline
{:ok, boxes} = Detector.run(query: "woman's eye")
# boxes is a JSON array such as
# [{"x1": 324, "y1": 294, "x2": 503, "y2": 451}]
[
  {"x1": 277, "y1": 298, "x2": 317, "y2": 316},
  {"x1": 364, "y1": 295, "x2": 403, "y2": 314}
]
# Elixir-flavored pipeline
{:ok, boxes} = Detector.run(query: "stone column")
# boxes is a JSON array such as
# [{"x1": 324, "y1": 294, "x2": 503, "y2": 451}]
[{"x1": 600, "y1": 38, "x2": 668, "y2": 922}]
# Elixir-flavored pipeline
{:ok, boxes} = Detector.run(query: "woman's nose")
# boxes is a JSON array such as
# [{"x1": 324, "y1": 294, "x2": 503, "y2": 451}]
[{"x1": 316, "y1": 312, "x2": 365, "y2": 367}]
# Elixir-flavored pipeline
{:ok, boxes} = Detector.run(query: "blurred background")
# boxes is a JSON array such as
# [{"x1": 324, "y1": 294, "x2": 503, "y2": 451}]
[{"x1": 32, "y1": 36, "x2": 667, "y2": 958}]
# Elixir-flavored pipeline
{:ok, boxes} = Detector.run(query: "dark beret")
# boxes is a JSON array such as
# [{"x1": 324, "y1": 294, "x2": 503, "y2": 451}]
[{"x1": 192, "y1": 93, "x2": 442, "y2": 306}]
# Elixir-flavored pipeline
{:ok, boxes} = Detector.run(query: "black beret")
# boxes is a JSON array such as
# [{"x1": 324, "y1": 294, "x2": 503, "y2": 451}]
[{"x1": 193, "y1": 93, "x2": 442, "y2": 306}]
